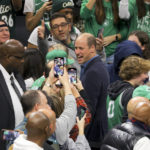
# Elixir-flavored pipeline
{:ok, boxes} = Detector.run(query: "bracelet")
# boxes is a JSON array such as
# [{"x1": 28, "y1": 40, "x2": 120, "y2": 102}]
[{"x1": 115, "y1": 34, "x2": 119, "y2": 41}]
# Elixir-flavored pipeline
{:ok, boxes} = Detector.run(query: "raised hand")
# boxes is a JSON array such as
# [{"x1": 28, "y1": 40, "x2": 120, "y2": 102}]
[{"x1": 38, "y1": 20, "x2": 45, "y2": 39}]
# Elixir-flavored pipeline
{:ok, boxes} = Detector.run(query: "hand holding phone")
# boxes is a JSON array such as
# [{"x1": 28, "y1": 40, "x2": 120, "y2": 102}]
[
  {"x1": 54, "y1": 57, "x2": 64, "y2": 77},
  {"x1": 77, "y1": 106, "x2": 86, "y2": 120},
  {"x1": 1, "y1": 129, "x2": 20, "y2": 141},
  {"x1": 97, "y1": 28, "x2": 104, "y2": 38},
  {"x1": 68, "y1": 68, "x2": 77, "y2": 84}
]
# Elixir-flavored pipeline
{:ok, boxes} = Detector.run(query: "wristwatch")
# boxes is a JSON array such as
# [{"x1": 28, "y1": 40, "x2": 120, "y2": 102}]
[{"x1": 115, "y1": 34, "x2": 119, "y2": 41}]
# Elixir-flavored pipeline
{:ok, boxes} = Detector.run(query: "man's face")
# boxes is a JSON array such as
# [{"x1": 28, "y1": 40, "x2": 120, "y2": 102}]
[
  {"x1": 51, "y1": 17, "x2": 71, "y2": 42},
  {"x1": 7, "y1": 45, "x2": 25, "y2": 73},
  {"x1": 58, "y1": 8, "x2": 73, "y2": 25},
  {"x1": 38, "y1": 92, "x2": 51, "y2": 110},
  {"x1": 4, "y1": 40, "x2": 25, "y2": 74},
  {"x1": 134, "y1": 73, "x2": 149, "y2": 86},
  {"x1": 0, "y1": 21, "x2": 10, "y2": 44},
  {"x1": 75, "y1": 37, "x2": 94, "y2": 64}
]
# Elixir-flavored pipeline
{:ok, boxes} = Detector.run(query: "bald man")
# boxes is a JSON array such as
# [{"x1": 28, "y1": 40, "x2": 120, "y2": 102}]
[
  {"x1": 38, "y1": 109, "x2": 56, "y2": 136},
  {"x1": 101, "y1": 97, "x2": 150, "y2": 150},
  {"x1": 0, "y1": 39, "x2": 26, "y2": 149},
  {"x1": 13, "y1": 111, "x2": 56, "y2": 150}
]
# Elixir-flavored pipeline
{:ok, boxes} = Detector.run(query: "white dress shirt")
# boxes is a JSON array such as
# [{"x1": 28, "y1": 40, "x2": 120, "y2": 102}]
[{"x1": 0, "y1": 64, "x2": 24, "y2": 127}]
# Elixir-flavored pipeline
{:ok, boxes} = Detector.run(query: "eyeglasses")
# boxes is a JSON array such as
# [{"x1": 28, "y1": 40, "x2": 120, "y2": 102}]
[
  {"x1": 51, "y1": 22, "x2": 68, "y2": 30},
  {"x1": 0, "y1": 28, "x2": 9, "y2": 32},
  {"x1": 10, "y1": 55, "x2": 24, "y2": 60}
]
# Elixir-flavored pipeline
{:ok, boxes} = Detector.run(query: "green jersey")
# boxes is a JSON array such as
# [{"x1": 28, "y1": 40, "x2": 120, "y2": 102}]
[
  {"x1": 128, "y1": 0, "x2": 150, "y2": 37},
  {"x1": 31, "y1": 76, "x2": 45, "y2": 90},
  {"x1": 107, "y1": 91, "x2": 124, "y2": 130},
  {"x1": 80, "y1": 0, "x2": 128, "y2": 57},
  {"x1": 34, "y1": 0, "x2": 50, "y2": 29},
  {"x1": 0, "y1": 0, "x2": 16, "y2": 37}
]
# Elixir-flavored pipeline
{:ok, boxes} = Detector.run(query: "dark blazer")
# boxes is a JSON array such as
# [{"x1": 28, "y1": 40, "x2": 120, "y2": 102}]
[
  {"x1": 0, "y1": 70, "x2": 26, "y2": 150},
  {"x1": 81, "y1": 56, "x2": 109, "y2": 148}
]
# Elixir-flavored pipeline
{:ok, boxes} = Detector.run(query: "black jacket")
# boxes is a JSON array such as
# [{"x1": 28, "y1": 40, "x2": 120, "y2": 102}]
[
  {"x1": 107, "y1": 40, "x2": 142, "y2": 83},
  {"x1": 108, "y1": 80, "x2": 134, "y2": 122},
  {"x1": 81, "y1": 56, "x2": 109, "y2": 148},
  {"x1": 101, "y1": 121, "x2": 150, "y2": 150},
  {"x1": 0, "y1": 71, "x2": 26, "y2": 150}
]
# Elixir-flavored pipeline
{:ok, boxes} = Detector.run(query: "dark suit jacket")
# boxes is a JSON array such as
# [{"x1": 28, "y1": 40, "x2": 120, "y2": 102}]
[
  {"x1": 0, "y1": 70, "x2": 26, "y2": 150},
  {"x1": 81, "y1": 56, "x2": 109, "y2": 148}
]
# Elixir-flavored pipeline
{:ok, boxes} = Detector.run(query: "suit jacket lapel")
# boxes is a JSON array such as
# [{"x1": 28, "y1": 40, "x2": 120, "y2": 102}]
[
  {"x1": 14, "y1": 72, "x2": 26, "y2": 92},
  {"x1": 0, "y1": 71, "x2": 14, "y2": 110}
]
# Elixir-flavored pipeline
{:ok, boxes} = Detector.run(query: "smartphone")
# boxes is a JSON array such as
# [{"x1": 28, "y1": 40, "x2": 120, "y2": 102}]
[
  {"x1": 77, "y1": 106, "x2": 86, "y2": 120},
  {"x1": 97, "y1": 28, "x2": 104, "y2": 38},
  {"x1": 54, "y1": 57, "x2": 64, "y2": 77},
  {"x1": 68, "y1": 68, "x2": 77, "y2": 84},
  {"x1": 1, "y1": 129, "x2": 20, "y2": 141}
]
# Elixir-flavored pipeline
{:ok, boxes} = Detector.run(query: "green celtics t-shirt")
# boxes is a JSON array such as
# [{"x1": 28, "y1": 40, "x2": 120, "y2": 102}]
[
  {"x1": 107, "y1": 92, "x2": 124, "y2": 130},
  {"x1": 0, "y1": 0, "x2": 16, "y2": 37},
  {"x1": 34, "y1": 0, "x2": 51, "y2": 29},
  {"x1": 129, "y1": 0, "x2": 150, "y2": 37},
  {"x1": 31, "y1": 76, "x2": 45, "y2": 90},
  {"x1": 80, "y1": 0, "x2": 128, "y2": 57}
]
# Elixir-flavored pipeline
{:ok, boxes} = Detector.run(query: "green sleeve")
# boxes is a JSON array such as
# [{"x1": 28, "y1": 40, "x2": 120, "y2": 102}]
[
  {"x1": 129, "y1": 0, "x2": 136, "y2": 17},
  {"x1": 80, "y1": 0, "x2": 94, "y2": 20}
]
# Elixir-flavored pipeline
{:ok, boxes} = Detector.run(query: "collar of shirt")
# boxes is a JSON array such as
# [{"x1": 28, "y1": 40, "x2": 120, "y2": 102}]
[
  {"x1": 0, "y1": 64, "x2": 11, "y2": 83},
  {"x1": 128, "y1": 118, "x2": 150, "y2": 133},
  {"x1": 81, "y1": 55, "x2": 99, "y2": 70}
]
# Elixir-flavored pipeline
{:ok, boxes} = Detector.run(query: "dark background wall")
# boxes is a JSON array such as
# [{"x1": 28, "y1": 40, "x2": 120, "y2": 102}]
[{"x1": 14, "y1": 0, "x2": 30, "y2": 46}]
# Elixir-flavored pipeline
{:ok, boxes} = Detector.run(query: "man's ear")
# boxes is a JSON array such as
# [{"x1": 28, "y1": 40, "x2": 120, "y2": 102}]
[
  {"x1": 45, "y1": 126, "x2": 51, "y2": 137},
  {"x1": 141, "y1": 45, "x2": 145, "y2": 51},
  {"x1": 34, "y1": 103, "x2": 39, "y2": 111},
  {"x1": 90, "y1": 45, "x2": 96, "y2": 53}
]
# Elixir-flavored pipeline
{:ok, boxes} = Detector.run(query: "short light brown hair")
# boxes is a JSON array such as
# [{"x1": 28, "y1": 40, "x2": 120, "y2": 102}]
[{"x1": 119, "y1": 56, "x2": 150, "y2": 80}]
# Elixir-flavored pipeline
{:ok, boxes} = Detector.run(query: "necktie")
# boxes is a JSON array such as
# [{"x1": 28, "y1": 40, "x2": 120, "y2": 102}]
[{"x1": 10, "y1": 76, "x2": 21, "y2": 99}]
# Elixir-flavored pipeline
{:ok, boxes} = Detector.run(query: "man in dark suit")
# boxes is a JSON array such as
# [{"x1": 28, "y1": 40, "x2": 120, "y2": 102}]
[
  {"x1": 75, "y1": 33, "x2": 109, "y2": 150},
  {"x1": 0, "y1": 39, "x2": 26, "y2": 150}
]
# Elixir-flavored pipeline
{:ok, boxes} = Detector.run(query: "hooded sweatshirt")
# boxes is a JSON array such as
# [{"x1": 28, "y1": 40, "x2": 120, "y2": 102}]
[
  {"x1": 107, "y1": 40, "x2": 143, "y2": 83},
  {"x1": 107, "y1": 80, "x2": 134, "y2": 129},
  {"x1": 13, "y1": 134, "x2": 43, "y2": 150}
]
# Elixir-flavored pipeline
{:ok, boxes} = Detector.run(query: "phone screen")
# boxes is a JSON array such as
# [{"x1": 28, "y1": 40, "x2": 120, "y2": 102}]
[
  {"x1": 77, "y1": 106, "x2": 86, "y2": 120},
  {"x1": 97, "y1": 28, "x2": 104, "y2": 38},
  {"x1": 54, "y1": 57, "x2": 64, "y2": 77},
  {"x1": 68, "y1": 68, "x2": 77, "y2": 84},
  {"x1": 1, "y1": 129, "x2": 20, "y2": 141}
]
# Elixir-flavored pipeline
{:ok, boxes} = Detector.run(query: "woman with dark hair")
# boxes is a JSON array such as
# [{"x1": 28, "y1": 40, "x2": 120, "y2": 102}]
[
  {"x1": 80, "y1": 0, "x2": 128, "y2": 63},
  {"x1": 119, "y1": 0, "x2": 150, "y2": 37},
  {"x1": 23, "y1": 48, "x2": 45, "y2": 89}
]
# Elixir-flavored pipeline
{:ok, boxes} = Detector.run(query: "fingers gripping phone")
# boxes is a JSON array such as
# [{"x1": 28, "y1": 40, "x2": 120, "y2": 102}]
[
  {"x1": 97, "y1": 28, "x2": 104, "y2": 38},
  {"x1": 1, "y1": 129, "x2": 20, "y2": 141},
  {"x1": 68, "y1": 68, "x2": 77, "y2": 84},
  {"x1": 77, "y1": 106, "x2": 86, "y2": 120},
  {"x1": 54, "y1": 57, "x2": 64, "y2": 77}
]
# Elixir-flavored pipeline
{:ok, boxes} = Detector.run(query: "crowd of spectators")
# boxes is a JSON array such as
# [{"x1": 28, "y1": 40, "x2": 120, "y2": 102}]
[{"x1": 0, "y1": 0, "x2": 150, "y2": 150}]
